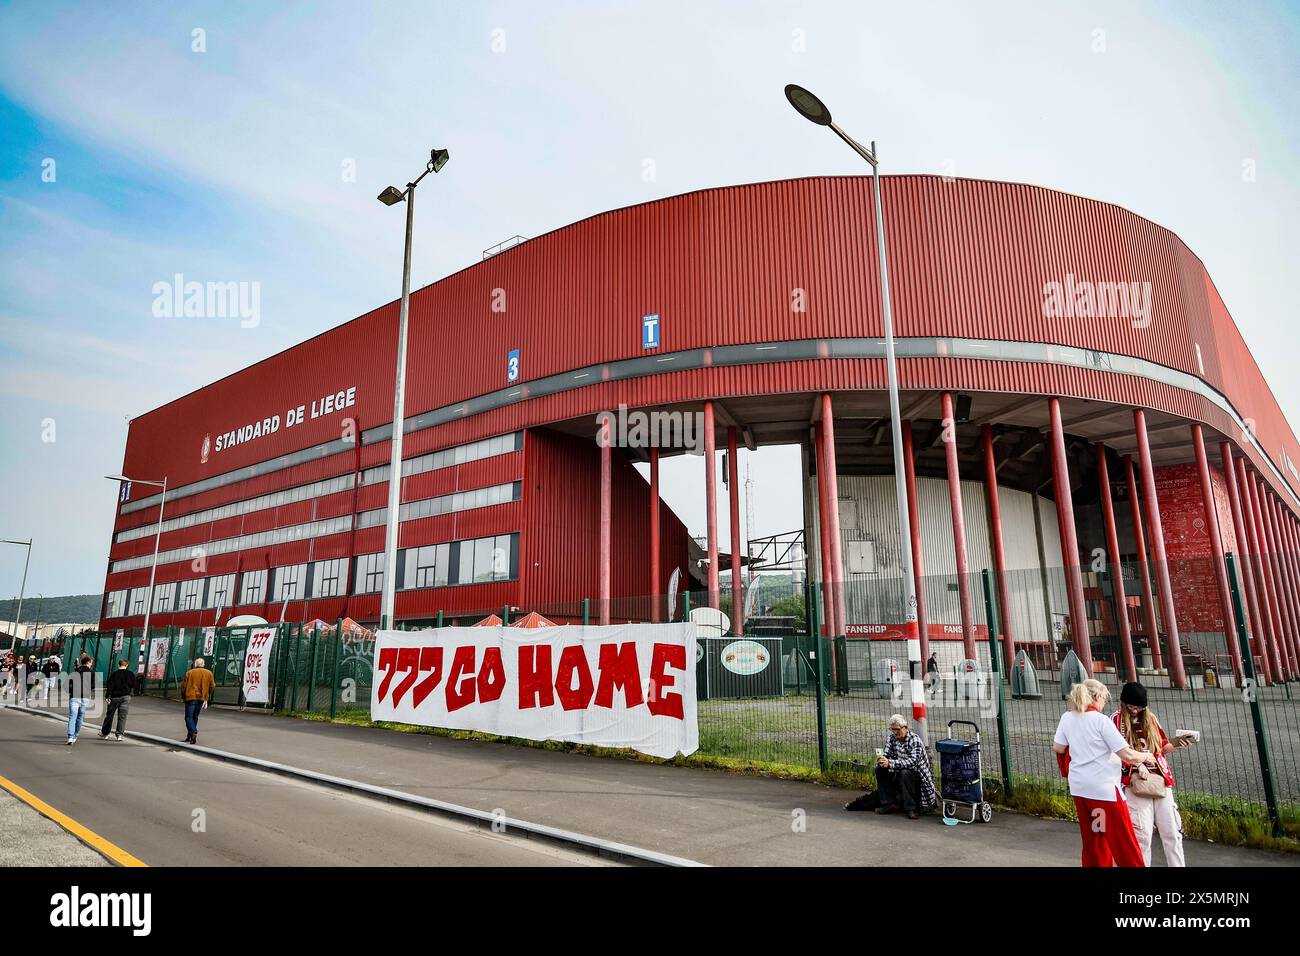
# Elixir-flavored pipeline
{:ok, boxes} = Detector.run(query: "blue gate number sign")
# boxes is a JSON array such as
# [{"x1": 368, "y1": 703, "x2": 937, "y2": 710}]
[
  {"x1": 642, "y1": 312, "x2": 660, "y2": 349},
  {"x1": 507, "y1": 348, "x2": 521, "y2": 383}
]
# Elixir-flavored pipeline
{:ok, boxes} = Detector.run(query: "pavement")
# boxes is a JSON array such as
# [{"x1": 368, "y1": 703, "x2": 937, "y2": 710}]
[
  {"x1": 0, "y1": 706, "x2": 605, "y2": 867},
  {"x1": 0, "y1": 789, "x2": 109, "y2": 867},
  {"x1": 4, "y1": 696, "x2": 1292, "y2": 867}
]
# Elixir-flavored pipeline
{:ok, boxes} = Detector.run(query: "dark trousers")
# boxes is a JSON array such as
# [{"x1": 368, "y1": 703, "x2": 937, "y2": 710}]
[
  {"x1": 875, "y1": 766, "x2": 921, "y2": 812},
  {"x1": 184, "y1": 699, "x2": 204, "y2": 738},
  {"x1": 101, "y1": 696, "x2": 130, "y2": 736}
]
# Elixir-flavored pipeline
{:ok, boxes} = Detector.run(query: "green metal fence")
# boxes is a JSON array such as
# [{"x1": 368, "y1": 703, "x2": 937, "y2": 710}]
[{"x1": 27, "y1": 553, "x2": 1297, "y2": 844}]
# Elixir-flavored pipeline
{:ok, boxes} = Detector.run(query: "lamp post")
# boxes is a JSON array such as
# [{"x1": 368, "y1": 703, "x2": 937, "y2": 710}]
[
  {"x1": 107, "y1": 475, "x2": 168, "y2": 672},
  {"x1": 784, "y1": 85, "x2": 926, "y2": 743},
  {"x1": 2, "y1": 538, "x2": 31, "y2": 650},
  {"x1": 376, "y1": 147, "x2": 450, "y2": 630}
]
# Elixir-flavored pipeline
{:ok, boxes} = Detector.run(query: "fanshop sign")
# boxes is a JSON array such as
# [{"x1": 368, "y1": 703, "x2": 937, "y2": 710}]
[
  {"x1": 846, "y1": 623, "x2": 991, "y2": 641},
  {"x1": 371, "y1": 624, "x2": 698, "y2": 759},
  {"x1": 205, "y1": 386, "x2": 358, "y2": 459}
]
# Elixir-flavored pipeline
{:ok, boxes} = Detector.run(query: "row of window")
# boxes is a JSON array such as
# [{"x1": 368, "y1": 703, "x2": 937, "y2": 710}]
[
  {"x1": 356, "y1": 482, "x2": 520, "y2": 529},
  {"x1": 116, "y1": 432, "x2": 522, "y2": 543},
  {"x1": 109, "y1": 479, "x2": 520, "y2": 574},
  {"x1": 102, "y1": 533, "x2": 520, "y2": 619}
]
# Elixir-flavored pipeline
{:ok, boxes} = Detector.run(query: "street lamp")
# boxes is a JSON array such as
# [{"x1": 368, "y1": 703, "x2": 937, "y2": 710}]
[
  {"x1": 107, "y1": 475, "x2": 168, "y2": 672},
  {"x1": 376, "y1": 147, "x2": 451, "y2": 630},
  {"x1": 784, "y1": 85, "x2": 926, "y2": 743},
  {"x1": 2, "y1": 538, "x2": 31, "y2": 649}
]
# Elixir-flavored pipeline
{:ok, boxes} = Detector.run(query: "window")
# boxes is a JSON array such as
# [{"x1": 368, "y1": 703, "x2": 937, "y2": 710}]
[
  {"x1": 355, "y1": 552, "x2": 384, "y2": 594},
  {"x1": 390, "y1": 533, "x2": 517, "y2": 591},
  {"x1": 458, "y1": 540, "x2": 474, "y2": 585},
  {"x1": 178, "y1": 579, "x2": 204, "y2": 610},
  {"x1": 129, "y1": 589, "x2": 148, "y2": 616},
  {"x1": 405, "y1": 544, "x2": 449, "y2": 590},
  {"x1": 207, "y1": 574, "x2": 235, "y2": 609},
  {"x1": 153, "y1": 583, "x2": 177, "y2": 613},
  {"x1": 105, "y1": 590, "x2": 128, "y2": 618},
  {"x1": 473, "y1": 537, "x2": 495, "y2": 583},
  {"x1": 311, "y1": 558, "x2": 346, "y2": 598},
  {"x1": 273, "y1": 564, "x2": 307, "y2": 602},
  {"x1": 239, "y1": 569, "x2": 267, "y2": 606}
]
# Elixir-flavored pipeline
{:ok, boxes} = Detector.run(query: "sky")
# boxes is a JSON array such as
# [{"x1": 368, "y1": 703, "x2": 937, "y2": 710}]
[{"x1": 0, "y1": 0, "x2": 1297, "y2": 601}]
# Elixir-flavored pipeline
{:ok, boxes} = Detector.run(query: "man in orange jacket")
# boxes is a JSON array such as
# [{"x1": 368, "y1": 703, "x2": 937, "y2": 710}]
[{"x1": 179, "y1": 657, "x2": 216, "y2": 744}]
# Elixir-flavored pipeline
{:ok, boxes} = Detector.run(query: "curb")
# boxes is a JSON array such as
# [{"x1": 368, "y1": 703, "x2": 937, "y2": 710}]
[{"x1": 5, "y1": 704, "x2": 705, "y2": 868}]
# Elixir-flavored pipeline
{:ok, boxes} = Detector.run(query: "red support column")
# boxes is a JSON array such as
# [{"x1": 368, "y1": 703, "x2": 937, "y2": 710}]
[
  {"x1": 1237, "y1": 456, "x2": 1282, "y2": 681},
  {"x1": 649, "y1": 446, "x2": 661, "y2": 624},
  {"x1": 1264, "y1": 491, "x2": 1300, "y2": 676},
  {"x1": 598, "y1": 416, "x2": 612, "y2": 626},
  {"x1": 982, "y1": 424, "x2": 1016, "y2": 668},
  {"x1": 727, "y1": 427, "x2": 743, "y2": 635},
  {"x1": 1274, "y1": 500, "x2": 1300, "y2": 679},
  {"x1": 820, "y1": 394, "x2": 846, "y2": 641},
  {"x1": 1282, "y1": 510, "x2": 1300, "y2": 668},
  {"x1": 941, "y1": 393, "x2": 977, "y2": 661},
  {"x1": 1095, "y1": 443, "x2": 1137, "y2": 681},
  {"x1": 1246, "y1": 469, "x2": 1290, "y2": 679},
  {"x1": 901, "y1": 421, "x2": 930, "y2": 666},
  {"x1": 1049, "y1": 398, "x2": 1093, "y2": 673},
  {"x1": 1222, "y1": 444, "x2": 1271, "y2": 684},
  {"x1": 1277, "y1": 502, "x2": 1300, "y2": 668},
  {"x1": 1125, "y1": 455, "x2": 1163, "y2": 669},
  {"x1": 814, "y1": 428, "x2": 836, "y2": 640},
  {"x1": 1283, "y1": 510, "x2": 1300, "y2": 676},
  {"x1": 704, "y1": 401, "x2": 720, "y2": 611},
  {"x1": 1191, "y1": 425, "x2": 1245, "y2": 680},
  {"x1": 1134, "y1": 409, "x2": 1186, "y2": 687}
]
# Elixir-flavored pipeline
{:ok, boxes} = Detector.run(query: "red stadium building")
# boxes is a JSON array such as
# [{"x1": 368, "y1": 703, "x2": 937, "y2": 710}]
[{"x1": 101, "y1": 175, "x2": 1300, "y2": 689}]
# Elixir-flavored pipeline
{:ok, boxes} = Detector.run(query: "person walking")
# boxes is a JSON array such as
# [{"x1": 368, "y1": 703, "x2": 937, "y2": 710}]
[
  {"x1": 1113, "y1": 681, "x2": 1188, "y2": 867},
  {"x1": 65, "y1": 655, "x2": 96, "y2": 745},
  {"x1": 1053, "y1": 678, "x2": 1159, "y2": 867},
  {"x1": 926, "y1": 653, "x2": 940, "y2": 696},
  {"x1": 40, "y1": 654, "x2": 61, "y2": 702},
  {"x1": 24, "y1": 655, "x2": 40, "y2": 702},
  {"x1": 179, "y1": 657, "x2": 215, "y2": 744},
  {"x1": 98, "y1": 659, "x2": 137, "y2": 741}
]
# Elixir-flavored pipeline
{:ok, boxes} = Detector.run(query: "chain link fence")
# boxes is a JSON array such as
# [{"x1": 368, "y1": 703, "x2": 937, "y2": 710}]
[{"x1": 19, "y1": 554, "x2": 1295, "y2": 845}]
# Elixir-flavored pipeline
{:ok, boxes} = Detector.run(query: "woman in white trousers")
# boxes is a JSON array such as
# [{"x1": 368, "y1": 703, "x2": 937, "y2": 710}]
[{"x1": 1113, "y1": 681, "x2": 1188, "y2": 867}]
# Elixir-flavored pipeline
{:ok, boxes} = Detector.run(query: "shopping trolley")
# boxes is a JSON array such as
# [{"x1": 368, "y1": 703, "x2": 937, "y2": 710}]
[{"x1": 936, "y1": 719, "x2": 993, "y2": 824}]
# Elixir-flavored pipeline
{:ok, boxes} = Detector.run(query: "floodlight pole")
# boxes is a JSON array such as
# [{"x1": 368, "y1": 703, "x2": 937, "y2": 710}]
[
  {"x1": 380, "y1": 183, "x2": 415, "y2": 631},
  {"x1": 379, "y1": 152, "x2": 446, "y2": 630},
  {"x1": 786, "y1": 87, "x2": 925, "y2": 742},
  {"x1": 2, "y1": 539, "x2": 31, "y2": 648}
]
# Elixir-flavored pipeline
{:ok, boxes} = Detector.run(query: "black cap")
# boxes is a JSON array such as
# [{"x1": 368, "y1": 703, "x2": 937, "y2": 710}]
[{"x1": 1120, "y1": 681, "x2": 1148, "y2": 707}]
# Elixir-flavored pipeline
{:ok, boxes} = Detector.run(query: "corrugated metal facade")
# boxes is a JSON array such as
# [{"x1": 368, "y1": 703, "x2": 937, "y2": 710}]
[
  {"x1": 102, "y1": 175, "x2": 1300, "y2": 627},
  {"x1": 806, "y1": 473, "x2": 1063, "y2": 657}
]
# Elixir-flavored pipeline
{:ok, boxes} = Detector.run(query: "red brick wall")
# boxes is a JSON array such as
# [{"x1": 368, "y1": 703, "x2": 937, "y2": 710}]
[{"x1": 1154, "y1": 462, "x2": 1236, "y2": 632}]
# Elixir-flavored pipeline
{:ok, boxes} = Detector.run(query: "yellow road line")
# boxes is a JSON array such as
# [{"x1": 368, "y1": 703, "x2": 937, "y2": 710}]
[{"x1": 0, "y1": 773, "x2": 147, "y2": 867}]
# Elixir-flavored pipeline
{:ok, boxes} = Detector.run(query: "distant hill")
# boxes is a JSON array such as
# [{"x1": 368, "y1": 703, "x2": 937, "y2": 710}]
[{"x1": 0, "y1": 594, "x2": 102, "y2": 624}]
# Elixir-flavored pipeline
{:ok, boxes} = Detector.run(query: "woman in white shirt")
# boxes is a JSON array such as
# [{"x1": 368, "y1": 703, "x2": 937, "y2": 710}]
[{"x1": 1053, "y1": 678, "x2": 1159, "y2": 867}]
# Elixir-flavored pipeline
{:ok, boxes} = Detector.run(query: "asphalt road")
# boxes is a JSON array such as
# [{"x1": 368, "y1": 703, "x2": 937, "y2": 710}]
[{"x1": 0, "y1": 708, "x2": 605, "y2": 867}]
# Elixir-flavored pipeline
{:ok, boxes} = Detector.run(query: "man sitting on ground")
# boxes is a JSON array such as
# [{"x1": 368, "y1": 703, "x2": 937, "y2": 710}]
[{"x1": 846, "y1": 713, "x2": 938, "y2": 819}]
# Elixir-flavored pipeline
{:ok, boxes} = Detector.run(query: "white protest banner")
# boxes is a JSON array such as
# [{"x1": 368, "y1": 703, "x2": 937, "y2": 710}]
[
  {"x1": 371, "y1": 624, "x2": 697, "y2": 759},
  {"x1": 242, "y1": 627, "x2": 276, "y2": 704},
  {"x1": 146, "y1": 638, "x2": 169, "y2": 680}
]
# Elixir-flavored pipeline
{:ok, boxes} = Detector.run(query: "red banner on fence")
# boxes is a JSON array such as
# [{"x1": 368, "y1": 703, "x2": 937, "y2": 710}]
[{"x1": 371, "y1": 624, "x2": 698, "y2": 759}]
